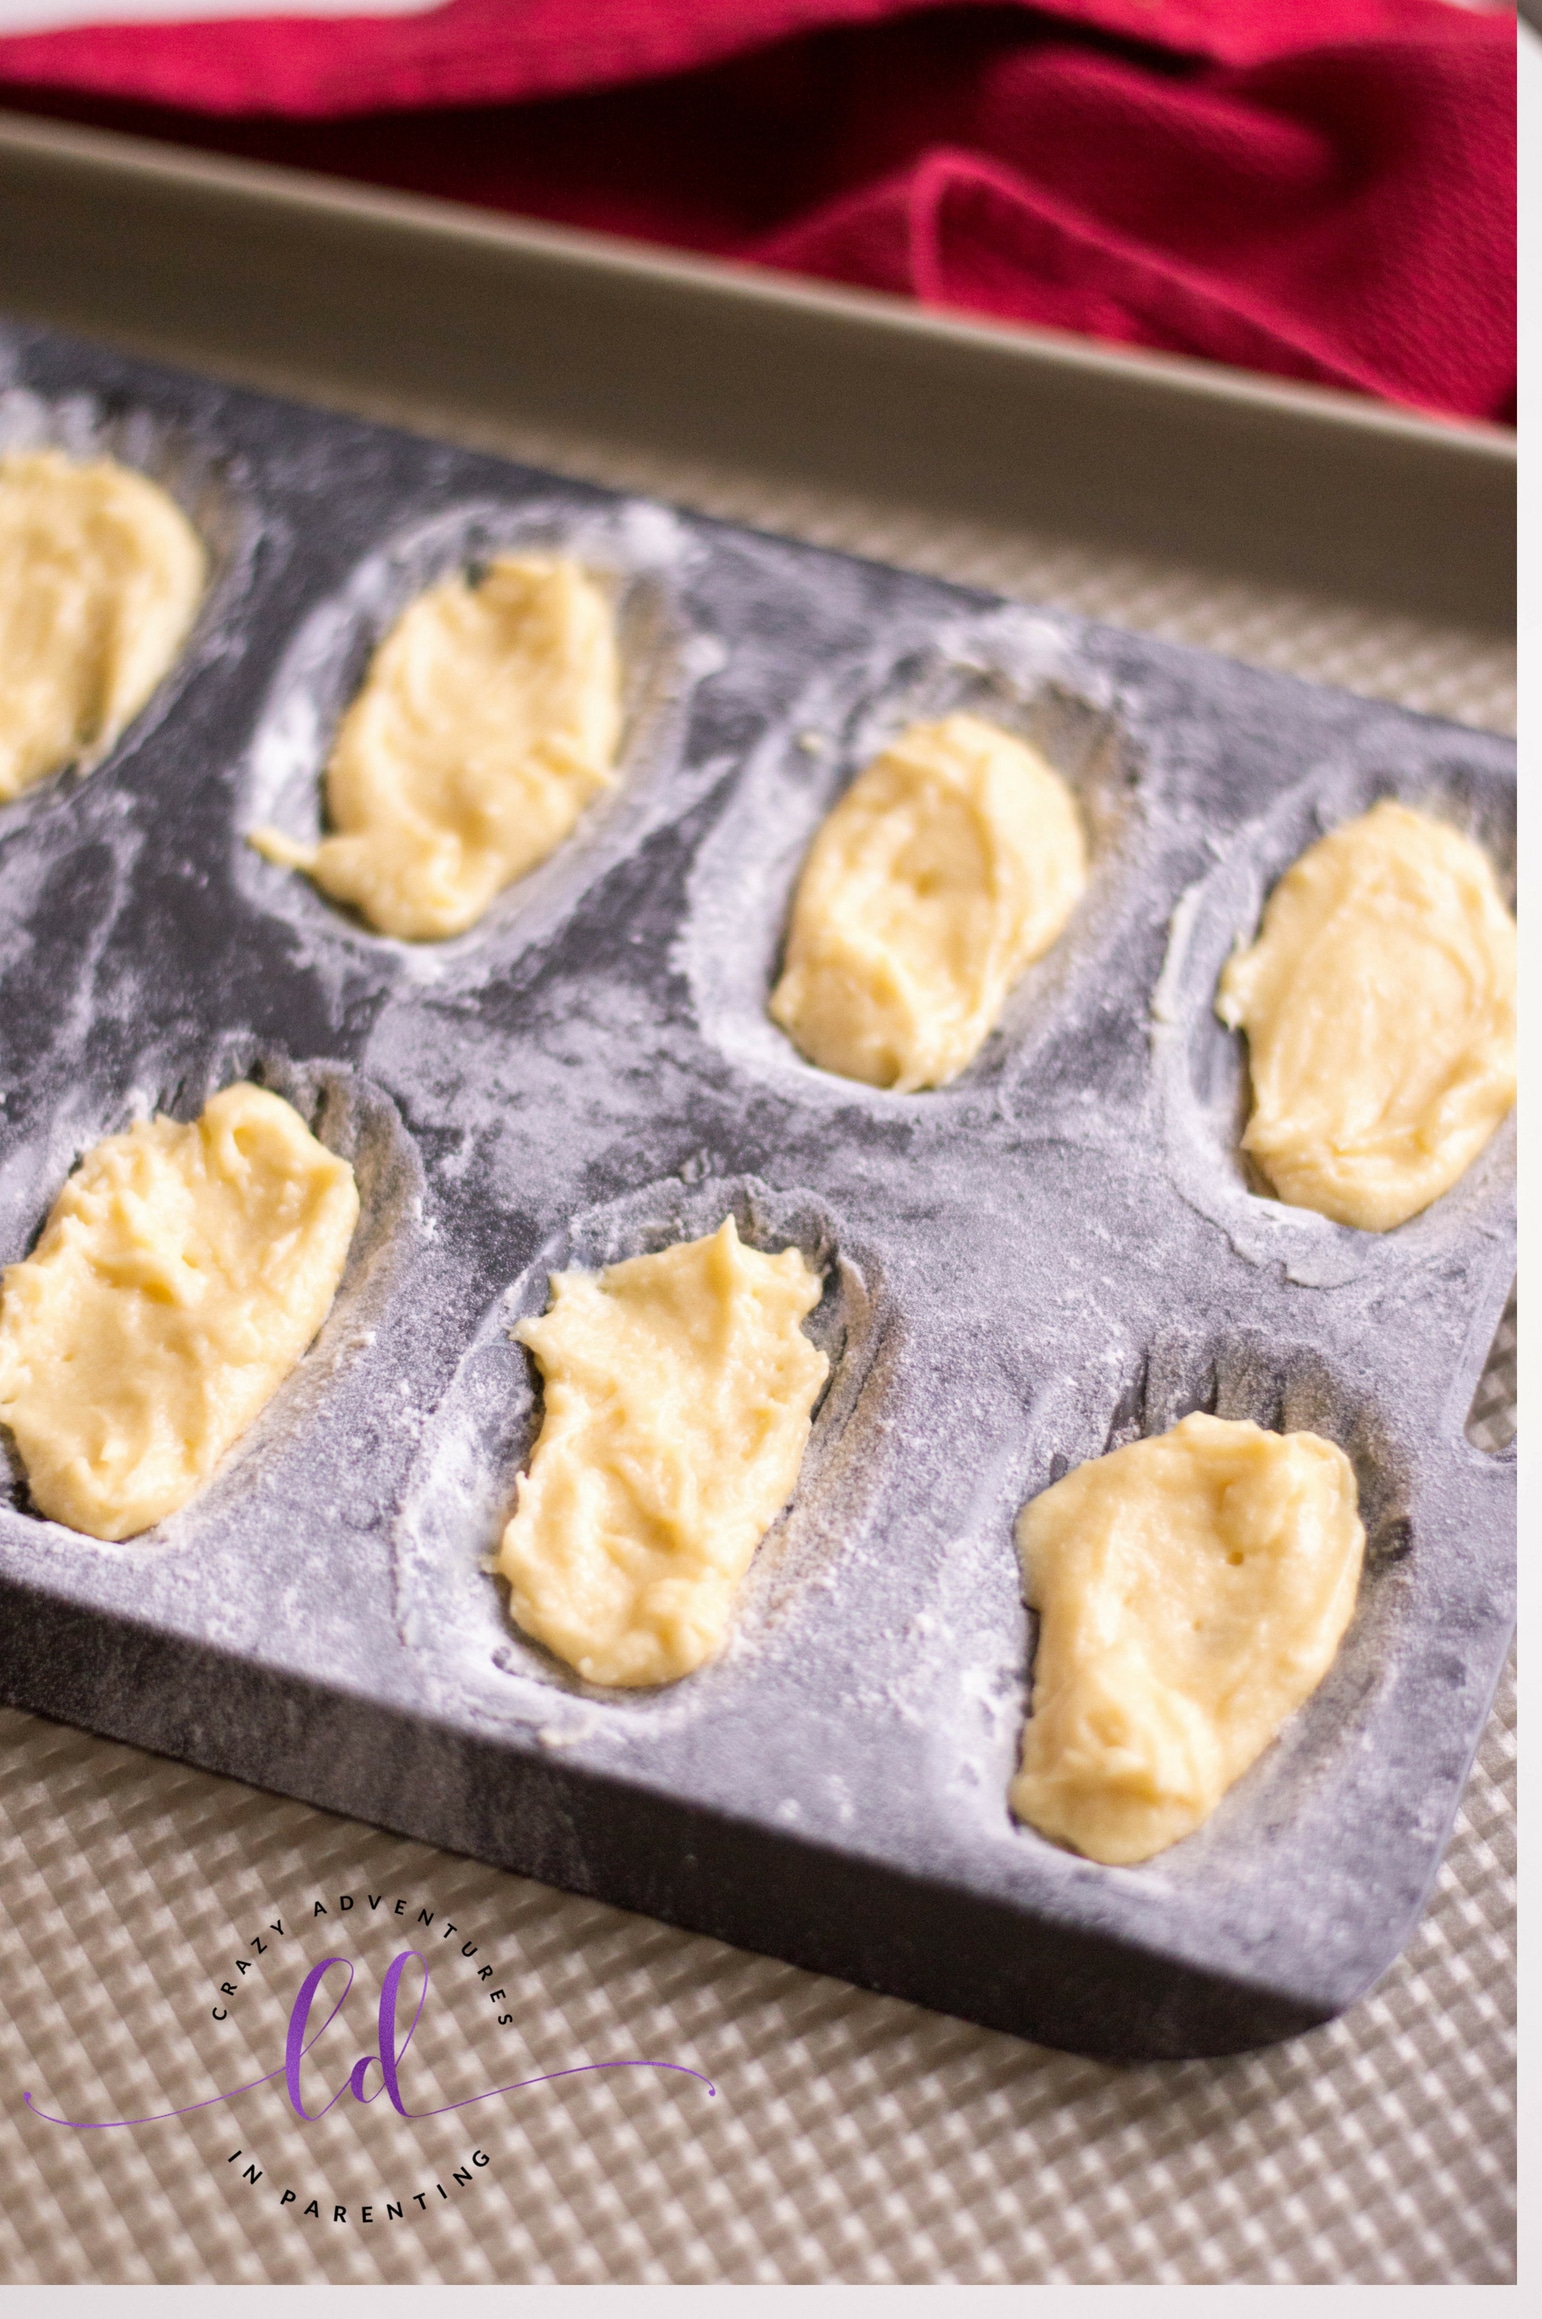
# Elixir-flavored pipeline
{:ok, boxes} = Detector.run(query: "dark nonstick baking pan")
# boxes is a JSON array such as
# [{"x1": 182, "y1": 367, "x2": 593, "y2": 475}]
[{"x1": 0, "y1": 317, "x2": 1514, "y2": 2061}]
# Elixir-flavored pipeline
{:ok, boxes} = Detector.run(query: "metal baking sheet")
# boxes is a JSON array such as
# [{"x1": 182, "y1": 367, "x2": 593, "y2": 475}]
[
  {"x1": 0, "y1": 313, "x2": 1514, "y2": 2063},
  {"x1": 0, "y1": 105, "x2": 1515, "y2": 661}
]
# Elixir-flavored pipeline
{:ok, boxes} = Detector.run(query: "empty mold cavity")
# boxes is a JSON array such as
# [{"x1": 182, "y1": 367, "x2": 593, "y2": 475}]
[
  {"x1": 237, "y1": 493, "x2": 720, "y2": 984},
  {"x1": 394, "y1": 1170, "x2": 889, "y2": 1726},
  {"x1": 0, "y1": 381, "x2": 257, "y2": 826},
  {"x1": 1153, "y1": 750, "x2": 1517, "y2": 1287},
  {"x1": 680, "y1": 604, "x2": 1147, "y2": 1104},
  {"x1": 0, "y1": 1035, "x2": 423, "y2": 1549}
]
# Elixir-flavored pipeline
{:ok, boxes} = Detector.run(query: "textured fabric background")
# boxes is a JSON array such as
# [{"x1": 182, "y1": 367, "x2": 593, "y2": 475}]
[
  {"x1": 0, "y1": 413, "x2": 1517, "y2": 2288},
  {"x1": 0, "y1": 3, "x2": 1508, "y2": 109},
  {"x1": 0, "y1": 3, "x2": 1518, "y2": 423}
]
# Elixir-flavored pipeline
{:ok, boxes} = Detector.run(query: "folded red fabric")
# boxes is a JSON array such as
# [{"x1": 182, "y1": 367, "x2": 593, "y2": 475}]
[{"x1": 0, "y1": 1, "x2": 1515, "y2": 422}]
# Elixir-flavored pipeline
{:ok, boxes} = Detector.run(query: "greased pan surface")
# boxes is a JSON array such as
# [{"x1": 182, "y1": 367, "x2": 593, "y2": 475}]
[{"x1": 0, "y1": 319, "x2": 1515, "y2": 2060}]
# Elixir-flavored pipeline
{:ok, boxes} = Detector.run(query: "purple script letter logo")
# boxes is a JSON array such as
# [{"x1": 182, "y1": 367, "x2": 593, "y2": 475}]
[{"x1": 24, "y1": 1950, "x2": 713, "y2": 2130}]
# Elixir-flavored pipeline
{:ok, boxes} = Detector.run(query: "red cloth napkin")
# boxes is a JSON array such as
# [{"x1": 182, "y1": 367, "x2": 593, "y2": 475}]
[{"x1": 0, "y1": 2, "x2": 1516, "y2": 423}]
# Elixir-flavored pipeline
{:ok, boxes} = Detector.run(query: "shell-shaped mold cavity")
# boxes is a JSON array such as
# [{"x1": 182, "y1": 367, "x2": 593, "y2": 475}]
[
  {"x1": 1006, "y1": 1327, "x2": 1417, "y2": 1878},
  {"x1": 236, "y1": 493, "x2": 721, "y2": 986},
  {"x1": 1153, "y1": 750, "x2": 1517, "y2": 1289},
  {"x1": 394, "y1": 1170, "x2": 890, "y2": 1728},
  {"x1": 679, "y1": 605, "x2": 1148, "y2": 1106},
  {"x1": 1095, "y1": 1327, "x2": 1415, "y2": 1560},
  {"x1": 0, "y1": 381, "x2": 258, "y2": 829},
  {"x1": 0, "y1": 1034, "x2": 423, "y2": 1555}
]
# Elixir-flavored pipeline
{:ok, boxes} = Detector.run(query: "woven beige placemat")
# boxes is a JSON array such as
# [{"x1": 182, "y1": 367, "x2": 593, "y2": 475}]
[{"x1": 0, "y1": 427, "x2": 1516, "y2": 2286}]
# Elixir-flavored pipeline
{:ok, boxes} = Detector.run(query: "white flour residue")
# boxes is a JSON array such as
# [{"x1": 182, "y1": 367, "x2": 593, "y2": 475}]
[
  {"x1": 0, "y1": 375, "x2": 264, "y2": 832},
  {"x1": 0, "y1": 1045, "x2": 425, "y2": 1580},
  {"x1": 676, "y1": 598, "x2": 1153, "y2": 1116},
  {"x1": 393, "y1": 1170, "x2": 893, "y2": 1742},
  {"x1": 234, "y1": 491, "x2": 723, "y2": 996},
  {"x1": 1150, "y1": 748, "x2": 1517, "y2": 1292}
]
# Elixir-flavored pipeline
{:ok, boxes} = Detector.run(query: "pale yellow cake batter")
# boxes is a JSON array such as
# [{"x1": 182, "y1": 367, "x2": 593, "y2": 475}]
[
  {"x1": 1011, "y1": 1412, "x2": 1364, "y2": 1866},
  {"x1": 251, "y1": 553, "x2": 621, "y2": 940},
  {"x1": 497, "y1": 1216, "x2": 828, "y2": 1687},
  {"x1": 0, "y1": 1084, "x2": 358, "y2": 1541},
  {"x1": 769, "y1": 712, "x2": 1086, "y2": 1091},
  {"x1": 0, "y1": 448, "x2": 206, "y2": 803},
  {"x1": 1216, "y1": 799, "x2": 1516, "y2": 1232}
]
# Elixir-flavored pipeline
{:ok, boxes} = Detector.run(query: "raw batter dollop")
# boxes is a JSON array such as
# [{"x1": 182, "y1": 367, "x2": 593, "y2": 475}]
[
  {"x1": 497, "y1": 1216, "x2": 828, "y2": 1687},
  {"x1": 769, "y1": 712, "x2": 1086, "y2": 1090},
  {"x1": 0, "y1": 448, "x2": 205, "y2": 803},
  {"x1": 251, "y1": 553, "x2": 621, "y2": 940},
  {"x1": 0, "y1": 1084, "x2": 358, "y2": 1541},
  {"x1": 1011, "y1": 1412, "x2": 1364, "y2": 1866},
  {"x1": 1216, "y1": 799, "x2": 1516, "y2": 1231}
]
